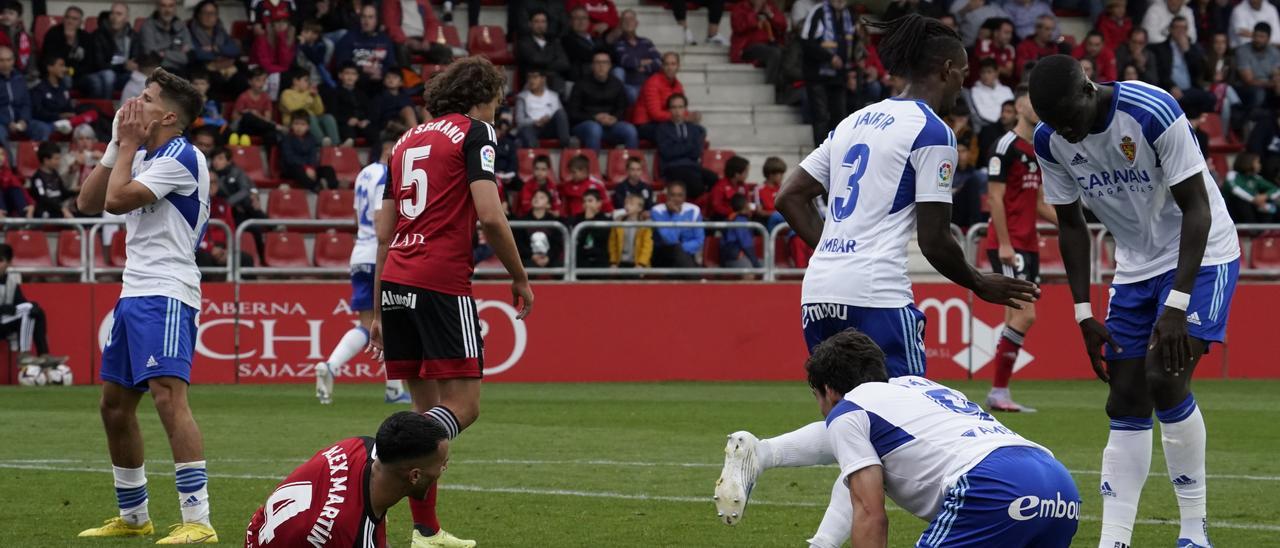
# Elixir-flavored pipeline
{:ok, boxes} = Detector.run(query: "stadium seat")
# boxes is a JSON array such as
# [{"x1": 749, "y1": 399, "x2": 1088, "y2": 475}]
[
  {"x1": 263, "y1": 232, "x2": 311, "y2": 267},
  {"x1": 606, "y1": 149, "x2": 646, "y2": 185},
  {"x1": 1201, "y1": 113, "x2": 1242, "y2": 153},
  {"x1": 109, "y1": 229, "x2": 128, "y2": 266},
  {"x1": 33, "y1": 16, "x2": 61, "y2": 51},
  {"x1": 420, "y1": 64, "x2": 448, "y2": 83},
  {"x1": 6, "y1": 230, "x2": 52, "y2": 267},
  {"x1": 975, "y1": 247, "x2": 991, "y2": 270},
  {"x1": 1251, "y1": 236, "x2": 1280, "y2": 269},
  {"x1": 559, "y1": 148, "x2": 600, "y2": 181},
  {"x1": 426, "y1": 23, "x2": 462, "y2": 49},
  {"x1": 1209, "y1": 153, "x2": 1228, "y2": 180},
  {"x1": 702, "y1": 149, "x2": 736, "y2": 178},
  {"x1": 15, "y1": 141, "x2": 40, "y2": 180},
  {"x1": 1039, "y1": 235, "x2": 1065, "y2": 273},
  {"x1": 267, "y1": 188, "x2": 312, "y2": 220},
  {"x1": 76, "y1": 98, "x2": 115, "y2": 119},
  {"x1": 314, "y1": 231, "x2": 355, "y2": 268},
  {"x1": 56, "y1": 229, "x2": 106, "y2": 268},
  {"x1": 467, "y1": 25, "x2": 514, "y2": 65},
  {"x1": 773, "y1": 234, "x2": 790, "y2": 267},
  {"x1": 703, "y1": 235, "x2": 720, "y2": 267},
  {"x1": 230, "y1": 20, "x2": 252, "y2": 43},
  {"x1": 321, "y1": 146, "x2": 362, "y2": 184},
  {"x1": 84, "y1": 15, "x2": 98, "y2": 33},
  {"x1": 517, "y1": 148, "x2": 552, "y2": 181},
  {"x1": 316, "y1": 189, "x2": 355, "y2": 222},
  {"x1": 230, "y1": 145, "x2": 280, "y2": 188},
  {"x1": 239, "y1": 232, "x2": 260, "y2": 266}
]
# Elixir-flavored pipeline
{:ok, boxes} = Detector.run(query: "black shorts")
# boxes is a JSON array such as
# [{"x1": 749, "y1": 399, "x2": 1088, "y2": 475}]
[
  {"x1": 987, "y1": 249, "x2": 1041, "y2": 284},
  {"x1": 380, "y1": 281, "x2": 484, "y2": 380}
]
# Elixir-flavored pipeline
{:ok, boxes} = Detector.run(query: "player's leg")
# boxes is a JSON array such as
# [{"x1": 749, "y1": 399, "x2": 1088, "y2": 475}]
[
  {"x1": 317, "y1": 267, "x2": 374, "y2": 404},
  {"x1": 805, "y1": 474, "x2": 854, "y2": 548},
  {"x1": 989, "y1": 250, "x2": 1039, "y2": 412}
]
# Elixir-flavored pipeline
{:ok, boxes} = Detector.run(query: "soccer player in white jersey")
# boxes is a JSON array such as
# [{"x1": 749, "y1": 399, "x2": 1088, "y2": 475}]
[
  {"x1": 315, "y1": 132, "x2": 410, "y2": 405},
  {"x1": 714, "y1": 15, "x2": 1040, "y2": 548},
  {"x1": 810, "y1": 329, "x2": 1079, "y2": 547},
  {"x1": 74, "y1": 69, "x2": 218, "y2": 543},
  {"x1": 1029, "y1": 55, "x2": 1240, "y2": 548}
]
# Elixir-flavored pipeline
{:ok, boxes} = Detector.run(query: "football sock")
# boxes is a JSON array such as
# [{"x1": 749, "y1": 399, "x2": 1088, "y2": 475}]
[
  {"x1": 326, "y1": 326, "x2": 369, "y2": 369},
  {"x1": 175, "y1": 461, "x2": 211, "y2": 526},
  {"x1": 424, "y1": 406, "x2": 461, "y2": 439},
  {"x1": 1157, "y1": 394, "x2": 1209, "y2": 545},
  {"x1": 411, "y1": 482, "x2": 441, "y2": 536},
  {"x1": 1098, "y1": 416, "x2": 1152, "y2": 548},
  {"x1": 113, "y1": 465, "x2": 149, "y2": 526},
  {"x1": 806, "y1": 475, "x2": 853, "y2": 548},
  {"x1": 758, "y1": 421, "x2": 834, "y2": 470},
  {"x1": 992, "y1": 326, "x2": 1024, "y2": 390}
]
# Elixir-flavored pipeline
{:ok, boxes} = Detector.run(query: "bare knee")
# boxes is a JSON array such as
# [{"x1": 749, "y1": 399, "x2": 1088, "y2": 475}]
[
  {"x1": 148, "y1": 379, "x2": 190, "y2": 419},
  {"x1": 442, "y1": 397, "x2": 479, "y2": 430},
  {"x1": 1105, "y1": 383, "x2": 1152, "y2": 419},
  {"x1": 1145, "y1": 369, "x2": 1190, "y2": 410},
  {"x1": 100, "y1": 395, "x2": 132, "y2": 427}
]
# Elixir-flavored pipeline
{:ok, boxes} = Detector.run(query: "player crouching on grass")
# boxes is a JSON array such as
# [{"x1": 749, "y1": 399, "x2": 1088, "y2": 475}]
[
  {"x1": 245, "y1": 412, "x2": 451, "y2": 547},
  {"x1": 809, "y1": 328, "x2": 1079, "y2": 547}
]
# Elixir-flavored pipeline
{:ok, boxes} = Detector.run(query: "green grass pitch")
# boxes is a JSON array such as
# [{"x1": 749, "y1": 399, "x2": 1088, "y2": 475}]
[{"x1": 1, "y1": 380, "x2": 1278, "y2": 547}]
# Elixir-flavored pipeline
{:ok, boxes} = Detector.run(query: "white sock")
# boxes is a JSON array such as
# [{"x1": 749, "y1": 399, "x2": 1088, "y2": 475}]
[
  {"x1": 1157, "y1": 395, "x2": 1209, "y2": 544},
  {"x1": 326, "y1": 326, "x2": 369, "y2": 369},
  {"x1": 806, "y1": 474, "x2": 852, "y2": 548},
  {"x1": 113, "y1": 465, "x2": 149, "y2": 526},
  {"x1": 386, "y1": 380, "x2": 404, "y2": 394},
  {"x1": 757, "y1": 421, "x2": 835, "y2": 470},
  {"x1": 175, "y1": 461, "x2": 211, "y2": 526},
  {"x1": 1098, "y1": 417, "x2": 1153, "y2": 548}
]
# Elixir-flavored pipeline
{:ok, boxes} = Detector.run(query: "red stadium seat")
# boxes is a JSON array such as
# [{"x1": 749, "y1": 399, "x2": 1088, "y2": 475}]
[
  {"x1": 651, "y1": 153, "x2": 665, "y2": 188},
  {"x1": 1200, "y1": 113, "x2": 1242, "y2": 153},
  {"x1": 230, "y1": 145, "x2": 280, "y2": 188},
  {"x1": 420, "y1": 64, "x2": 448, "y2": 83},
  {"x1": 426, "y1": 23, "x2": 462, "y2": 49},
  {"x1": 773, "y1": 234, "x2": 790, "y2": 267},
  {"x1": 702, "y1": 235, "x2": 720, "y2": 267},
  {"x1": 84, "y1": 16, "x2": 98, "y2": 34},
  {"x1": 1251, "y1": 236, "x2": 1280, "y2": 269},
  {"x1": 15, "y1": 141, "x2": 40, "y2": 180},
  {"x1": 316, "y1": 189, "x2": 355, "y2": 221},
  {"x1": 975, "y1": 247, "x2": 991, "y2": 270},
  {"x1": 321, "y1": 146, "x2": 362, "y2": 184},
  {"x1": 558, "y1": 148, "x2": 600, "y2": 182},
  {"x1": 267, "y1": 188, "x2": 312, "y2": 220},
  {"x1": 230, "y1": 20, "x2": 252, "y2": 43},
  {"x1": 134, "y1": 17, "x2": 145, "y2": 32},
  {"x1": 517, "y1": 148, "x2": 552, "y2": 181},
  {"x1": 1039, "y1": 235, "x2": 1065, "y2": 273},
  {"x1": 702, "y1": 149, "x2": 736, "y2": 178},
  {"x1": 314, "y1": 231, "x2": 355, "y2": 267},
  {"x1": 607, "y1": 149, "x2": 646, "y2": 185},
  {"x1": 33, "y1": 16, "x2": 61, "y2": 51},
  {"x1": 6, "y1": 230, "x2": 52, "y2": 267},
  {"x1": 263, "y1": 232, "x2": 311, "y2": 267},
  {"x1": 76, "y1": 98, "x2": 116, "y2": 119},
  {"x1": 467, "y1": 25, "x2": 514, "y2": 65},
  {"x1": 239, "y1": 232, "x2": 260, "y2": 266},
  {"x1": 56, "y1": 229, "x2": 106, "y2": 267},
  {"x1": 109, "y1": 229, "x2": 128, "y2": 266}
]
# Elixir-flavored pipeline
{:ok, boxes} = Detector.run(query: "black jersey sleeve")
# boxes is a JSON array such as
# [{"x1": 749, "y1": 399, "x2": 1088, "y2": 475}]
[
  {"x1": 987, "y1": 134, "x2": 1017, "y2": 184},
  {"x1": 463, "y1": 118, "x2": 498, "y2": 185}
]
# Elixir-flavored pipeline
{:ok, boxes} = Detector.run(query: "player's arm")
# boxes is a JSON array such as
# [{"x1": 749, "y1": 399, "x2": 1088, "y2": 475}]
[
  {"x1": 79, "y1": 103, "x2": 126, "y2": 215},
  {"x1": 369, "y1": 196, "x2": 396, "y2": 358},
  {"x1": 1036, "y1": 187, "x2": 1058, "y2": 226},
  {"x1": 847, "y1": 466, "x2": 888, "y2": 548},
  {"x1": 985, "y1": 148, "x2": 1014, "y2": 262},
  {"x1": 105, "y1": 100, "x2": 162, "y2": 214},
  {"x1": 778, "y1": 137, "x2": 832, "y2": 248},
  {"x1": 466, "y1": 122, "x2": 533, "y2": 319}
]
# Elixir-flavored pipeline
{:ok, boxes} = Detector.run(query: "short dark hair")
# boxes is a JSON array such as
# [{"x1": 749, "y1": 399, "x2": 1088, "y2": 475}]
[
  {"x1": 865, "y1": 14, "x2": 964, "y2": 81},
  {"x1": 290, "y1": 110, "x2": 311, "y2": 123},
  {"x1": 1256, "y1": 22, "x2": 1272, "y2": 36},
  {"x1": 532, "y1": 188, "x2": 553, "y2": 201},
  {"x1": 375, "y1": 411, "x2": 449, "y2": 465},
  {"x1": 730, "y1": 193, "x2": 748, "y2": 212},
  {"x1": 210, "y1": 146, "x2": 231, "y2": 161},
  {"x1": 763, "y1": 156, "x2": 786, "y2": 177},
  {"x1": 625, "y1": 156, "x2": 642, "y2": 168},
  {"x1": 1129, "y1": 27, "x2": 1147, "y2": 40},
  {"x1": 1028, "y1": 54, "x2": 1086, "y2": 119},
  {"x1": 0, "y1": 243, "x2": 12, "y2": 262},
  {"x1": 724, "y1": 156, "x2": 749, "y2": 179},
  {"x1": 666, "y1": 92, "x2": 687, "y2": 110},
  {"x1": 191, "y1": 125, "x2": 219, "y2": 143},
  {"x1": 569, "y1": 154, "x2": 590, "y2": 171},
  {"x1": 1014, "y1": 83, "x2": 1030, "y2": 98},
  {"x1": 337, "y1": 62, "x2": 359, "y2": 74},
  {"x1": 43, "y1": 54, "x2": 65, "y2": 69},
  {"x1": 533, "y1": 154, "x2": 552, "y2": 168},
  {"x1": 302, "y1": 20, "x2": 324, "y2": 34},
  {"x1": 425, "y1": 57, "x2": 506, "y2": 118},
  {"x1": 380, "y1": 128, "x2": 402, "y2": 149},
  {"x1": 529, "y1": 7, "x2": 547, "y2": 21},
  {"x1": 665, "y1": 179, "x2": 687, "y2": 193},
  {"x1": 289, "y1": 69, "x2": 311, "y2": 85},
  {"x1": 805, "y1": 329, "x2": 888, "y2": 394},
  {"x1": 188, "y1": 69, "x2": 210, "y2": 83},
  {"x1": 0, "y1": 1, "x2": 21, "y2": 15},
  {"x1": 37, "y1": 142, "x2": 61, "y2": 162},
  {"x1": 979, "y1": 57, "x2": 998, "y2": 71},
  {"x1": 1234, "y1": 151, "x2": 1259, "y2": 173},
  {"x1": 248, "y1": 66, "x2": 268, "y2": 80},
  {"x1": 583, "y1": 188, "x2": 603, "y2": 202},
  {"x1": 147, "y1": 68, "x2": 204, "y2": 128}
]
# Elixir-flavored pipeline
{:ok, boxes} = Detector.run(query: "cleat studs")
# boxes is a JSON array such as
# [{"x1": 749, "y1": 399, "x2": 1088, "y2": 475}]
[
  {"x1": 717, "y1": 512, "x2": 723, "y2": 517},
  {"x1": 731, "y1": 513, "x2": 738, "y2": 518}
]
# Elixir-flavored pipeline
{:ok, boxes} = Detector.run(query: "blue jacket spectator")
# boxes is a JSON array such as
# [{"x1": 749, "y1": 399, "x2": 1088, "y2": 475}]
[
  {"x1": 334, "y1": 9, "x2": 400, "y2": 87},
  {"x1": 720, "y1": 212, "x2": 762, "y2": 268},
  {"x1": 655, "y1": 93, "x2": 718, "y2": 199},
  {"x1": 650, "y1": 184, "x2": 704, "y2": 268},
  {"x1": 0, "y1": 50, "x2": 52, "y2": 153},
  {"x1": 612, "y1": 10, "x2": 662, "y2": 101},
  {"x1": 31, "y1": 77, "x2": 74, "y2": 125}
]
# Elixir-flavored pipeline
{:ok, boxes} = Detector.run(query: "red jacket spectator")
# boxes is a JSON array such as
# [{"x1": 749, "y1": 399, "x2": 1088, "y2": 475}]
[
  {"x1": 709, "y1": 178, "x2": 748, "y2": 220},
  {"x1": 729, "y1": 0, "x2": 787, "y2": 64},
  {"x1": 1073, "y1": 41, "x2": 1118, "y2": 82},
  {"x1": 632, "y1": 72, "x2": 685, "y2": 125},
  {"x1": 251, "y1": 27, "x2": 296, "y2": 74},
  {"x1": 231, "y1": 87, "x2": 276, "y2": 122},
  {"x1": 559, "y1": 176, "x2": 613, "y2": 217},
  {"x1": 971, "y1": 38, "x2": 1017, "y2": 86},
  {"x1": 203, "y1": 193, "x2": 235, "y2": 250},
  {"x1": 755, "y1": 183, "x2": 779, "y2": 216},
  {"x1": 518, "y1": 179, "x2": 563, "y2": 217},
  {"x1": 1015, "y1": 38, "x2": 1062, "y2": 80},
  {"x1": 1096, "y1": 13, "x2": 1132, "y2": 51},
  {"x1": 0, "y1": 21, "x2": 32, "y2": 72},
  {"x1": 566, "y1": 0, "x2": 619, "y2": 37},
  {"x1": 382, "y1": 0, "x2": 440, "y2": 44}
]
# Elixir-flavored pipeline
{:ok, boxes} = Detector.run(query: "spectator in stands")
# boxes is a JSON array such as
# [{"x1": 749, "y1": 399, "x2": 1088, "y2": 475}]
[
  {"x1": 1003, "y1": 0, "x2": 1053, "y2": 41},
  {"x1": 1154, "y1": 17, "x2": 1213, "y2": 112},
  {"x1": 281, "y1": 111, "x2": 341, "y2": 192},
  {"x1": 41, "y1": 6, "x2": 90, "y2": 85},
  {"x1": 335, "y1": 4, "x2": 400, "y2": 92},
  {"x1": 1230, "y1": 0, "x2": 1280, "y2": 48},
  {"x1": 560, "y1": 154, "x2": 612, "y2": 217},
  {"x1": 1223, "y1": 151, "x2": 1278, "y2": 221},
  {"x1": 569, "y1": 52, "x2": 640, "y2": 150},
  {"x1": 634, "y1": 52, "x2": 694, "y2": 141},
  {"x1": 612, "y1": 10, "x2": 663, "y2": 103},
  {"x1": 656, "y1": 94, "x2": 717, "y2": 200},
  {"x1": 948, "y1": 101, "x2": 983, "y2": 228},
  {"x1": 281, "y1": 70, "x2": 340, "y2": 146},
  {"x1": 978, "y1": 98, "x2": 1016, "y2": 157},
  {"x1": 190, "y1": 126, "x2": 218, "y2": 157},
  {"x1": 1144, "y1": 0, "x2": 1197, "y2": 44},
  {"x1": 800, "y1": 0, "x2": 855, "y2": 146},
  {"x1": 516, "y1": 9, "x2": 572, "y2": 97},
  {"x1": 323, "y1": 63, "x2": 372, "y2": 148},
  {"x1": 296, "y1": 21, "x2": 335, "y2": 89},
  {"x1": 0, "y1": 147, "x2": 25, "y2": 216},
  {"x1": 754, "y1": 156, "x2": 785, "y2": 220},
  {"x1": 139, "y1": 0, "x2": 193, "y2": 74},
  {"x1": 671, "y1": 0, "x2": 727, "y2": 46},
  {"x1": 1116, "y1": 27, "x2": 1160, "y2": 84},
  {"x1": 83, "y1": 3, "x2": 138, "y2": 99},
  {"x1": 209, "y1": 146, "x2": 268, "y2": 232},
  {"x1": 188, "y1": 0, "x2": 246, "y2": 102},
  {"x1": 0, "y1": 47, "x2": 51, "y2": 156},
  {"x1": 187, "y1": 71, "x2": 227, "y2": 132},
  {"x1": 512, "y1": 0, "x2": 570, "y2": 42},
  {"x1": 518, "y1": 154, "x2": 563, "y2": 217},
  {"x1": 1074, "y1": 31, "x2": 1118, "y2": 82},
  {"x1": 32, "y1": 56, "x2": 97, "y2": 136},
  {"x1": 493, "y1": 110, "x2": 520, "y2": 194},
  {"x1": 439, "y1": 1, "x2": 482, "y2": 28},
  {"x1": 731, "y1": 0, "x2": 788, "y2": 99},
  {"x1": 572, "y1": 189, "x2": 612, "y2": 268},
  {"x1": 950, "y1": 0, "x2": 1009, "y2": 47},
  {"x1": 1079, "y1": 57, "x2": 1097, "y2": 80},
  {"x1": 0, "y1": 1, "x2": 32, "y2": 74},
  {"x1": 250, "y1": 0, "x2": 294, "y2": 27},
  {"x1": 1204, "y1": 32, "x2": 1243, "y2": 128},
  {"x1": 0, "y1": 243, "x2": 66, "y2": 366},
  {"x1": 970, "y1": 58, "x2": 1013, "y2": 127},
  {"x1": 882, "y1": 0, "x2": 947, "y2": 22},
  {"x1": 251, "y1": 16, "x2": 296, "y2": 99},
  {"x1": 515, "y1": 189, "x2": 566, "y2": 268},
  {"x1": 515, "y1": 69, "x2": 571, "y2": 149},
  {"x1": 383, "y1": 0, "x2": 454, "y2": 66},
  {"x1": 198, "y1": 168, "x2": 254, "y2": 271},
  {"x1": 650, "y1": 180, "x2": 704, "y2": 268},
  {"x1": 721, "y1": 194, "x2": 762, "y2": 269},
  {"x1": 1014, "y1": 15, "x2": 1065, "y2": 80},
  {"x1": 121, "y1": 52, "x2": 162, "y2": 101},
  {"x1": 1096, "y1": 0, "x2": 1131, "y2": 51},
  {"x1": 62, "y1": 124, "x2": 102, "y2": 188},
  {"x1": 566, "y1": 0, "x2": 620, "y2": 42},
  {"x1": 612, "y1": 156, "x2": 653, "y2": 210},
  {"x1": 1235, "y1": 22, "x2": 1280, "y2": 113},
  {"x1": 609, "y1": 192, "x2": 653, "y2": 269},
  {"x1": 709, "y1": 156, "x2": 750, "y2": 221},
  {"x1": 371, "y1": 70, "x2": 417, "y2": 143},
  {"x1": 28, "y1": 142, "x2": 74, "y2": 219},
  {"x1": 229, "y1": 68, "x2": 282, "y2": 150},
  {"x1": 561, "y1": 7, "x2": 599, "y2": 82},
  {"x1": 971, "y1": 18, "x2": 1016, "y2": 86},
  {"x1": 315, "y1": 0, "x2": 360, "y2": 43}
]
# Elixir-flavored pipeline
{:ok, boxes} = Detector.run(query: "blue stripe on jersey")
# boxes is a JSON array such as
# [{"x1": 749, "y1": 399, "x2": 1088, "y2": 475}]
[
  {"x1": 824, "y1": 399, "x2": 916, "y2": 456},
  {"x1": 166, "y1": 191, "x2": 201, "y2": 230},
  {"x1": 170, "y1": 139, "x2": 202, "y2": 182},
  {"x1": 911, "y1": 102, "x2": 954, "y2": 151},
  {"x1": 826, "y1": 399, "x2": 862, "y2": 426},
  {"x1": 1116, "y1": 82, "x2": 1183, "y2": 146},
  {"x1": 1033, "y1": 122, "x2": 1058, "y2": 164},
  {"x1": 889, "y1": 160, "x2": 916, "y2": 214}
]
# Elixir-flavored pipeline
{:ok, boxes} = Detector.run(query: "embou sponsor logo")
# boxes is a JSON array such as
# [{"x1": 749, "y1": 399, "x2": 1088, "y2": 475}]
[
  {"x1": 1007, "y1": 492, "x2": 1080, "y2": 521},
  {"x1": 801, "y1": 303, "x2": 848, "y2": 328}
]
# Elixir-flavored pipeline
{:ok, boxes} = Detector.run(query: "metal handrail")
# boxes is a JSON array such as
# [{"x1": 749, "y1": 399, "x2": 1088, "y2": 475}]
[
  {"x1": 0, "y1": 219, "x2": 88, "y2": 279},
  {"x1": 567, "y1": 220, "x2": 772, "y2": 281},
  {"x1": 88, "y1": 219, "x2": 233, "y2": 281},
  {"x1": 233, "y1": 219, "x2": 356, "y2": 280},
  {"x1": 769, "y1": 222, "x2": 971, "y2": 281},
  {"x1": 481, "y1": 220, "x2": 572, "y2": 279},
  {"x1": 965, "y1": 222, "x2": 1108, "y2": 282}
]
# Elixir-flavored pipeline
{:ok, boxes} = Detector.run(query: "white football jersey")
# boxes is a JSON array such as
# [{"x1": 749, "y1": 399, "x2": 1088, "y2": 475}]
[
  {"x1": 799, "y1": 98, "x2": 957, "y2": 308},
  {"x1": 826, "y1": 376, "x2": 1046, "y2": 519},
  {"x1": 351, "y1": 163, "x2": 386, "y2": 266},
  {"x1": 1036, "y1": 81, "x2": 1239, "y2": 284},
  {"x1": 121, "y1": 136, "x2": 210, "y2": 309}
]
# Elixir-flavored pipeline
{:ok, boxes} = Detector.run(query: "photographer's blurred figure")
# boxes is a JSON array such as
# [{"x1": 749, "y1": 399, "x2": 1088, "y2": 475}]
[{"x1": 0, "y1": 244, "x2": 66, "y2": 367}]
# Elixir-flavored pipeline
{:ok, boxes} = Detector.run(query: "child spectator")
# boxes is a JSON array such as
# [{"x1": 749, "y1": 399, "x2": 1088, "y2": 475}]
[
  {"x1": 755, "y1": 156, "x2": 785, "y2": 219},
  {"x1": 209, "y1": 146, "x2": 267, "y2": 261},
  {"x1": 612, "y1": 156, "x2": 653, "y2": 210},
  {"x1": 970, "y1": 58, "x2": 1014, "y2": 126},
  {"x1": 609, "y1": 193, "x2": 654, "y2": 268},
  {"x1": 322, "y1": 63, "x2": 372, "y2": 148},
  {"x1": 516, "y1": 189, "x2": 566, "y2": 267},
  {"x1": 197, "y1": 171, "x2": 254, "y2": 270},
  {"x1": 189, "y1": 71, "x2": 228, "y2": 131},
  {"x1": 251, "y1": 17, "x2": 297, "y2": 99},
  {"x1": 280, "y1": 112, "x2": 341, "y2": 191},
  {"x1": 573, "y1": 189, "x2": 612, "y2": 268},
  {"x1": 61, "y1": 124, "x2": 102, "y2": 190},
  {"x1": 720, "y1": 194, "x2": 762, "y2": 268},
  {"x1": 229, "y1": 68, "x2": 283, "y2": 149},
  {"x1": 0, "y1": 243, "x2": 67, "y2": 367},
  {"x1": 296, "y1": 20, "x2": 335, "y2": 88},
  {"x1": 0, "y1": 147, "x2": 26, "y2": 216},
  {"x1": 515, "y1": 69, "x2": 571, "y2": 148},
  {"x1": 371, "y1": 71, "x2": 417, "y2": 144},
  {"x1": 560, "y1": 154, "x2": 613, "y2": 217},
  {"x1": 0, "y1": 1, "x2": 32, "y2": 72},
  {"x1": 1225, "y1": 152, "x2": 1280, "y2": 222},
  {"x1": 29, "y1": 142, "x2": 74, "y2": 219},
  {"x1": 709, "y1": 155, "x2": 750, "y2": 220},
  {"x1": 518, "y1": 154, "x2": 563, "y2": 216},
  {"x1": 281, "y1": 70, "x2": 341, "y2": 146},
  {"x1": 32, "y1": 56, "x2": 96, "y2": 136}
]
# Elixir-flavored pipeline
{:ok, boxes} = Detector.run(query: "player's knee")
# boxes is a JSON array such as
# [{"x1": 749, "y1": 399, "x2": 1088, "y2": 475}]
[
  {"x1": 148, "y1": 381, "x2": 189, "y2": 417},
  {"x1": 1144, "y1": 371, "x2": 1189, "y2": 409},
  {"x1": 1104, "y1": 394, "x2": 1151, "y2": 420}
]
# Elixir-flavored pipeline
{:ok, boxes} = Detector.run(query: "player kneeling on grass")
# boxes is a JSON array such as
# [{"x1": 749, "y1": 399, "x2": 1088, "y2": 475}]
[
  {"x1": 808, "y1": 329, "x2": 1079, "y2": 547},
  {"x1": 245, "y1": 412, "x2": 450, "y2": 547}
]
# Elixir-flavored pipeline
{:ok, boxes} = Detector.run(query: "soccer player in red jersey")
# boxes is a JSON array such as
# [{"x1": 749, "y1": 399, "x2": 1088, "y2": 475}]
[
  {"x1": 369, "y1": 57, "x2": 534, "y2": 548},
  {"x1": 983, "y1": 85, "x2": 1059, "y2": 413},
  {"x1": 245, "y1": 412, "x2": 450, "y2": 548}
]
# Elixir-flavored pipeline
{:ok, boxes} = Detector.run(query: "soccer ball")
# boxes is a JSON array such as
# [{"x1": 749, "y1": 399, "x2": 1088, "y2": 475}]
[
  {"x1": 45, "y1": 364, "x2": 73, "y2": 386},
  {"x1": 17, "y1": 365, "x2": 46, "y2": 386}
]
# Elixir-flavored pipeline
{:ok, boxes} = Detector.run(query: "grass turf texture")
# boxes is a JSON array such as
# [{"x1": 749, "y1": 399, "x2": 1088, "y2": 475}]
[{"x1": 1, "y1": 380, "x2": 1277, "y2": 547}]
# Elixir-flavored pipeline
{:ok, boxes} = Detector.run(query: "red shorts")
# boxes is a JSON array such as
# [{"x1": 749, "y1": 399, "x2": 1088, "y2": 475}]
[{"x1": 380, "y1": 281, "x2": 484, "y2": 380}]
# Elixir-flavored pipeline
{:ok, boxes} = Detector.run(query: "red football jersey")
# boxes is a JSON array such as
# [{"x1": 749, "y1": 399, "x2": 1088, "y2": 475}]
[
  {"x1": 245, "y1": 437, "x2": 386, "y2": 548},
  {"x1": 985, "y1": 131, "x2": 1043, "y2": 252},
  {"x1": 382, "y1": 114, "x2": 498, "y2": 296}
]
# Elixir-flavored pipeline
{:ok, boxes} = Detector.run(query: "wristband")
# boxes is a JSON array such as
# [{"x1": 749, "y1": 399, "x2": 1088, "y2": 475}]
[
  {"x1": 100, "y1": 140, "x2": 119, "y2": 169},
  {"x1": 1164, "y1": 290, "x2": 1191, "y2": 311},
  {"x1": 1074, "y1": 302, "x2": 1093, "y2": 323}
]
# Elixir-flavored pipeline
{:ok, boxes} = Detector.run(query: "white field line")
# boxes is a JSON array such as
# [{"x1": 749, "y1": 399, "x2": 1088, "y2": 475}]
[{"x1": 1, "y1": 462, "x2": 1278, "y2": 533}]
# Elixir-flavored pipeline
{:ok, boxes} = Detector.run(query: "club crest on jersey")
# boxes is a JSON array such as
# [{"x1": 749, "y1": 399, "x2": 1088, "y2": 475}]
[
  {"x1": 937, "y1": 160, "x2": 954, "y2": 191},
  {"x1": 1120, "y1": 136, "x2": 1137, "y2": 164}
]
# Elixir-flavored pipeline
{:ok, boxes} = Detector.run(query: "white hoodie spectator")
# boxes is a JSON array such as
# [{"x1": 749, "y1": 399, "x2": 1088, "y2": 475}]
[{"x1": 1230, "y1": 0, "x2": 1280, "y2": 47}]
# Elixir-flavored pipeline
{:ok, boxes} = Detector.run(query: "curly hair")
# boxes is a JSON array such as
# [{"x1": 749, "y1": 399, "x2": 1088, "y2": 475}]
[
  {"x1": 805, "y1": 328, "x2": 888, "y2": 394},
  {"x1": 424, "y1": 57, "x2": 506, "y2": 118}
]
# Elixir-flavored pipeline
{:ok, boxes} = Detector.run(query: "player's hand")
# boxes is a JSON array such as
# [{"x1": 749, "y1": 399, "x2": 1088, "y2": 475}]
[
  {"x1": 512, "y1": 279, "x2": 534, "y2": 320},
  {"x1": 998, "y1": 243, "x2": 1017, "y2": 266},
  {"x1": 1150, "y1": 308, "x2": 1192, "y2": 375},
  {"x1": 973, "y1": 272, "x2": 1039, "y2": 308},
  {"x1": 1079, "y1": 317, "x2": 1121, "y2": 382},
  {"x1": 366, "y1": 318, "x2": 384, "y2": 361},
  {"x1": 117, "y1": 99, "x2": 157, "y2": 147}
]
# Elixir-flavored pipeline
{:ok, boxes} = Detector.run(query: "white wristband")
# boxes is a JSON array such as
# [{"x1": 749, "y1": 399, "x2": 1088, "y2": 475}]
[
  {"x1": 1074, "y1": 302, "x2": 1093, "y2": 323},
  {"x1": 100, "y1": 140, "x2": 119, "y2": 169},
  {"x1": 1165, "y1": 290, "x2": 1191, "y2": 311}
]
